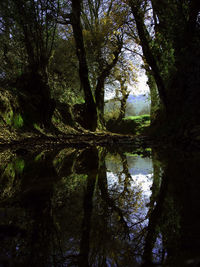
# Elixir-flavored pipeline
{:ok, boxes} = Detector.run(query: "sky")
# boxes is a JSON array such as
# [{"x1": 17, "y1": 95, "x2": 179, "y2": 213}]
[
  {"x1": 106, "y1": 154, "x2": 153, "y2": 220},
  {"x1": 132, "y1": 72, "x2": 150, "y2": 96},
  {"x1": 105, "y1": 72, "x2": 150, "y2": 100}
]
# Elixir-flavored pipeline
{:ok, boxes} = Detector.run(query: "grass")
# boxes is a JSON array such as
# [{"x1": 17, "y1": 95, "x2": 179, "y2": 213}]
[
  {"x1": 123, "y1": 114, "x2": 150, "y2": 122},
  {"x1": 122, "y1": 114, "x2": 150, "y2": 135},
  {"x1": 106, "y1": 114, "x2": 151, "y2": 135}
]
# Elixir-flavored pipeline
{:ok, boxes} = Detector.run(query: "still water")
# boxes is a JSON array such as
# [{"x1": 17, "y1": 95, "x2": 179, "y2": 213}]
[{"x1": 0, "y1": 145, "x2": 200, "y2": 267}]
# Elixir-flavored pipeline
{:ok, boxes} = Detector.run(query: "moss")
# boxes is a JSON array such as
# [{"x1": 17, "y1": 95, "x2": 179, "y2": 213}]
[
  {"x1": 4, "y1": 163, "x2": 16, "y2": 179},
  {"x1": 145, "y1": 148, "x2": 152, "y2": 152},
  {"x1": 13, "y1": 114, "x2": 24, "y2": 128},
  {"x1": 124, "y1": 148, "x2": 151, "y2": 158},
  {"x1": 33, "y1": 123, "x2": 41, "y2": 131},
  {"x1": 14, "y1": 159, "x2": 25, "y2": 173},
  {"x1": 124, "y1": 152, "x2": 139, "y2": 157},
  {"x1": 0, "y1": 90, "x2": 26, "y2": 129},
  {"x1": 35, "y1": 152, "x2": 46, "y2": 162}
]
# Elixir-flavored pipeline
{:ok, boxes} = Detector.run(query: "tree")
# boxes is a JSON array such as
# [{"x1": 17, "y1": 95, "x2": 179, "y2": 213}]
[
  {"x1": 48, "y1": 33, "x2": 81, "y2": 104},
  {"x1": 58, "y1": 0, "x2": 98, "y2": 131},
  {"x1": 110, "y1": 58, "x2": 137, "y2": 121},
  {"x1": 70, "y1": 0, "x2": 98, "y2": 131},
  {"x1": 59, "y1": 0, "x2": 131, "y2": 130},
  {"x1": 82, "y1": 0, "x2": 130, "y2": 128},
  {"x1": 0, "y1": 0, "x2": 59, "y2": 127},
  {"x1": 0, "y1": 0, "x2": 26, "y2": 84},
  {"x1": 127, "y1": 0, "x2": 200, "y2": 138}
]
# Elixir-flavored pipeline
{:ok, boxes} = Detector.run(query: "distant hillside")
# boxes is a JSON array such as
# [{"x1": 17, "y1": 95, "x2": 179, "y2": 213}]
[
  {"x1": 105, "y1": 94, "x2": 150, "y2": 117},
  {"x1": 126, "y1": 94, "x2": 150, "y2": 116}
]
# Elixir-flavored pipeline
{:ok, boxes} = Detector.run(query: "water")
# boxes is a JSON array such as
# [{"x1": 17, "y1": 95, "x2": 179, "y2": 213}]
[{"x1": 0, "y1": 145, "x2": 200, "y2": 266}]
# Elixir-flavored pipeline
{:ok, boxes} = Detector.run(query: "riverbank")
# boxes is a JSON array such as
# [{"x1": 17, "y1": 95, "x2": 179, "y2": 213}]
[
  {"x1": 1, "y1": 120, "x2": 200, "y2": 154},
  {"x1": 0, "y1": 125, "x2": 150, "y2": 152}
]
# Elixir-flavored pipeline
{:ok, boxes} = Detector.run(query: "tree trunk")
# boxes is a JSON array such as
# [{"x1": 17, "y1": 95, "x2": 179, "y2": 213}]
[
  {"x1": 71, "y1": 0, "x2": 97, "y2": 131},
  {"x1": 13, "y1": 0, "x2": 56, "y2": 128},
  {"x1": 95, "y1": 45, "x2": 122, "y2": 128},
  {"x1": 129, "y1": 0, "x2": 200, "y2": 139},
  {"x1": 16, "y1": 70, "x2": 55, "y2": 128},
  {"x1": 145, "y1": 68, "x2": 160, "y2": 123},
  {"x1": 77, "y1": 148, "x2": 99, "y2": 266},
  {"x1": 117, "y1": 80, "x2": 129, "y2": 122},
  {"x1": 129, "y1": 2, "x2": 168, "y2": 109}
]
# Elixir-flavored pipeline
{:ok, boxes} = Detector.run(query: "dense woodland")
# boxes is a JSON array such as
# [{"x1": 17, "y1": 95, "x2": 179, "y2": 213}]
[
  {"x1": 0, "y1": 0, "x2": 200, "y2": 141},
  {"x1": 1, "y1": 1, "x2": 200, "y2": 266}
]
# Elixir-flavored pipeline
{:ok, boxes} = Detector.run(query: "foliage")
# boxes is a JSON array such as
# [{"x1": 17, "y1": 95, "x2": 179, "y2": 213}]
[
  {"x1": 48, "y1": 35, "x2": 82, "y2": 104},
  {"x1": 104, "y1": 101, "x2": 121, "y2": 121},
  {"x1": 0, "y1": 0, "x2": 198, "y2": 135},
  {"x1": 0, "y1": 0, "x2": 145, "y2": 132}
]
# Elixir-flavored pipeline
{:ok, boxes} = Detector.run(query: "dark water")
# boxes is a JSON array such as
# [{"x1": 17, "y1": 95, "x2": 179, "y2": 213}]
[{"x1": 0, "y1": 145, "x2": 200, "y2": 267}]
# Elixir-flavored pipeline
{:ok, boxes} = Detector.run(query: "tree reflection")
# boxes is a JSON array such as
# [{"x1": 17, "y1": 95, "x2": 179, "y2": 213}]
[
  {"x1": 0, "y1": 149, "x2": 59, "y2": 266},
  {"x1": 142, "y1": 152, "x2": 167, "y2": 266},
  {"x1": 141, "y1": 148, "x2": 200, "y2": 267},
  {"x1": 3, "y1": 146, "x2": 199, "y2": 266},
  {"x1": 0, "y1": 147, "x2": 154, "y2": 266},
  {"x1": 94, "y1": 149, "x2": 133, "y2": 266},
  {"x1": 77, "y1": 148, "x2": 99, "y2": 267}
]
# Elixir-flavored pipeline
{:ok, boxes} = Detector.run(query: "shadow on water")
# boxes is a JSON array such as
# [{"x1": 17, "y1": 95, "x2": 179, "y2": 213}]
[{"x1": 0, "y1": 145, "x2": 200, "y2": 266}]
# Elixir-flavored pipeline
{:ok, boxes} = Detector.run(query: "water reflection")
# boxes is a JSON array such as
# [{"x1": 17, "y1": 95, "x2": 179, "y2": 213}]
[{"x1": 0, "y1": 146, "x2": 200, "y2": 266}]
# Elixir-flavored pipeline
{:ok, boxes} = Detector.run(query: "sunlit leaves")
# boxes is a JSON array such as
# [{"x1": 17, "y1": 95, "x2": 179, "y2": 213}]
[{"x1": 81, "y1": 0, "x2": 131, "y2": 86}]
